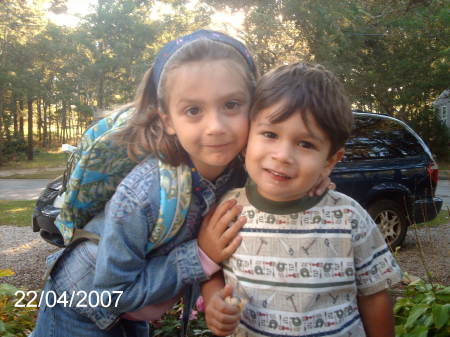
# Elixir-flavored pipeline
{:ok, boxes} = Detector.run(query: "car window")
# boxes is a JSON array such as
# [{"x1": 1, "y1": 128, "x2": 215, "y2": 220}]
[{"x1": 342, "y1": 115, "x2": 424, "y2": 161}]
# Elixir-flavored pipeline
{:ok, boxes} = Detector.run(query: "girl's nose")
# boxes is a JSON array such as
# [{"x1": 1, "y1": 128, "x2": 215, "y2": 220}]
[{"x1": 205, "y1": 111, "x2": 226, "y2": 135}]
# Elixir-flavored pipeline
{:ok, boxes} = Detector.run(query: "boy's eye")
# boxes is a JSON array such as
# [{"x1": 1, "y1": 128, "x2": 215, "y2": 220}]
[
  {"x1": 262, "y1": 131, "x2": 277, "y2": 139},
  {"x1": 225, "y1": 101, "x2": 240, "y2": 110},
  {"x1": 298, "y1": 141, "x2": 314, "y2": 149},
  {"x1": 185, "y1": 107, "x2": 200, "y2": 116}
]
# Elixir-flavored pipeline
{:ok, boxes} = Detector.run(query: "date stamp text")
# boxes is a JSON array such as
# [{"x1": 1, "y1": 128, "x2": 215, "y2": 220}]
[{"x1": 14, "y1": 290, "x2": 123, "y2": 308}]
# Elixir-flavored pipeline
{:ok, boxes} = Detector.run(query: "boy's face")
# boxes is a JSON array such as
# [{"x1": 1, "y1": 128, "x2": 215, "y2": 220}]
[{"x1": 245, "y1": 101, "x2": 343, "y2": 202}]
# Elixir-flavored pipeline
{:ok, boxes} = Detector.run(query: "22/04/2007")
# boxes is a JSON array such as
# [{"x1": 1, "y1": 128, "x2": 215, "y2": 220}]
[{"x1": 14, "y1": 290, "x2": 123, "y2": 308}]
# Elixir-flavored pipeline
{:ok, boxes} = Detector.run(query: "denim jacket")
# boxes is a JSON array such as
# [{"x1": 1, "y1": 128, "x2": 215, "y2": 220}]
[{"x1": 47, "y1": 155, "x2": 246, "y2": 330}]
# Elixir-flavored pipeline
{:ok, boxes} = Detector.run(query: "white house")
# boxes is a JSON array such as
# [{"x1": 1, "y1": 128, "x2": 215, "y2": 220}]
[{"x1": 433, "y1": 89, "x2": 450, "y2": 129}]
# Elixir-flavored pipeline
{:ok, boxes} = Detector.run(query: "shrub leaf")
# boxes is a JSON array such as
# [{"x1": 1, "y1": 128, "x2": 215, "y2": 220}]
[
  {"x1": 405, "y1": 305, "x2": 429, "y2": 329},
  {"x1": 0, "y1": 269, "x2": 15, "y2": 277},
  {"x1": 432, "y1": 303, "x2": 449, "y2": 329},
  {"x1": 409, "y1": 325, "x2": 429, "y2": 337}
]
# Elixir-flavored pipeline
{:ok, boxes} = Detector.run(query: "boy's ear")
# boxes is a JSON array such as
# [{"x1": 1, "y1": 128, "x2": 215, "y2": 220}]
[
  {"x1": 323, "y1": 147, "x2": 345, "y2": 175},
  {"x1": 158, "y1": 110, "x2": 176, "y2": 136}
]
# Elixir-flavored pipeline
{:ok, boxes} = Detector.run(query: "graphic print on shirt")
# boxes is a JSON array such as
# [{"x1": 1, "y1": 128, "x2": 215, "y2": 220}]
[{"x1": 222, "y1": 189, "x2": 402, "y2": 337}]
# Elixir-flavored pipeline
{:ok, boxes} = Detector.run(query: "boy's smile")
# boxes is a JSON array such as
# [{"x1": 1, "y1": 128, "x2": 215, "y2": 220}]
[{"x1": 245, "y1": 101, "x2": 343, "y2": 202}]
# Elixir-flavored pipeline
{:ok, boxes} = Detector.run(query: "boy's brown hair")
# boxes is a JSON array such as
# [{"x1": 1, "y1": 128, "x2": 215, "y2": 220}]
[{"x1": 250, "y1": 62, "x2": 353, "y2": 156}]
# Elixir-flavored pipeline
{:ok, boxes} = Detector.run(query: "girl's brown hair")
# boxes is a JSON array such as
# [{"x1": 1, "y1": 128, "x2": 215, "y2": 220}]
[{"x1": 113, "y1": 39, "x2": 257, "y2": 166}]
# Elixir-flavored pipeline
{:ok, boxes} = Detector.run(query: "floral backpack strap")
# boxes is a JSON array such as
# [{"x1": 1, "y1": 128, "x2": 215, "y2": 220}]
[
  {"x1": 146, "y1": 161, "x2": 192, "y2": 253},
  {"x1": 55, "y1": 109, "x2": 135, "y2": 245},
  {"x1": 73, "y1": 108, "x2": 132, "y2": 164},
  {"x1": 56, "y1": 137, "x2": 137, "y2": 244}
]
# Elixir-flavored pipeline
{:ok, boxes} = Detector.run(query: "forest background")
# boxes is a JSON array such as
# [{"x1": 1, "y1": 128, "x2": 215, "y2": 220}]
[{"x1": 0, "y1": 0, "x2": 449, "y2": 165}]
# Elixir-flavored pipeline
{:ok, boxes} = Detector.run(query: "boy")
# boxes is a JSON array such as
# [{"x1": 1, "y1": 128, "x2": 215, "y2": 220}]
[{"x1": 201, "y1": 63, "x2": 402, "y2": 337}]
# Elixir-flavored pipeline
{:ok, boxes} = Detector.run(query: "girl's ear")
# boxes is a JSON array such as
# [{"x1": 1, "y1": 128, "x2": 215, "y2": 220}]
[
  {"x1": 240, "y1": 146, "x2": 248, "y2": 172},
  {"x1": 241, "y1": 145, "x2": 247, "y2": 157},
  {"x1": 158, "y1": 110, "x2": 176, "y2": 136}
]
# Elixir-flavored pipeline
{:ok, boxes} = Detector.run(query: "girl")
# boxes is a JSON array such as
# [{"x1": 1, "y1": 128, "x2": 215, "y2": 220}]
[
  {"x1": 31, "y1": 30, "x2": 329, "y2": 337},
  {"x1": 30, "y1": 29, "x2": 257, "y2": 337}
]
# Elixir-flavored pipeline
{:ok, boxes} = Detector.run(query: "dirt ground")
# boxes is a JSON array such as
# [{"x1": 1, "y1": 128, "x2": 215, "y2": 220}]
[
  {"x1": 1, "y1": 223, "x2": 449, "y2": 291},
  {"x1": 394, "y1": 223, "x2": 450, "y2": 285}
]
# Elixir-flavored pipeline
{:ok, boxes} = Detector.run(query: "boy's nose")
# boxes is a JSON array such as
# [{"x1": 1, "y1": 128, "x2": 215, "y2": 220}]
[{"x1": 271, "y1": 143, "x2": 294, "y2": 164}]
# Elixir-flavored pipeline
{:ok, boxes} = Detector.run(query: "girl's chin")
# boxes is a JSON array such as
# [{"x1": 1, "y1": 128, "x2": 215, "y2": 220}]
[
  {"x1": 207, "y1": 155, "x2": 236, "y2": 168},
  {"x1": 194, "y1": 160, "x2": 231, "y2": 180}
]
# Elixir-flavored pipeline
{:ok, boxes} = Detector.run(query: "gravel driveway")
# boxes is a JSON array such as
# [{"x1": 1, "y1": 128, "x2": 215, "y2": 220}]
[
  {"x1": 1, "y1": 224, "x2": 449, "y2": 290},
  {"x1": 0, "y1": 226, "x2": 58, "y2": 290}
]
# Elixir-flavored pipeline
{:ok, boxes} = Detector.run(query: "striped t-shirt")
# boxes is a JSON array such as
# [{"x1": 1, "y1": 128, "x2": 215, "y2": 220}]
[{"x1": 222, "y1": 185, "x2": 402, "y2": 337}]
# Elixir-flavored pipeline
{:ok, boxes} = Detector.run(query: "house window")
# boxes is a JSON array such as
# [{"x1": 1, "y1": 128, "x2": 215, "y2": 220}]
[{"x1": 441, "y1": 106, "x2": 447, "y2": 123}]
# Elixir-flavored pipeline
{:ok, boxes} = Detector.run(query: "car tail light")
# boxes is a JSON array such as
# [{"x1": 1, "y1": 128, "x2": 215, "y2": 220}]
[{"x1": 427, "y1": 161, "x2": 439, "y2": 186}]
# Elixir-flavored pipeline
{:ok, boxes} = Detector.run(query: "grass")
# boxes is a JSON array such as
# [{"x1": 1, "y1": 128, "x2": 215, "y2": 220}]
[
  {"x1": 0, "y1": 200, "x2": 36, "y2": 227},
  {"x1": 0, "y1": 170, "x2": 64, "y2": 179},
  {"x1": 417, "y1": 209, "x2": 450, "y2": 227},
  {"x1": 1, "y1": 199, "x2": 447, "y2": 228},
  {"x1": 0, "y1": 149, "x2": 67, "y2": 178},
  {"x1": 0, "y1": 150, "x2": 67, "y2": 170},
  {"x1": 439, "y1": 161, "x2": 450, "y2": 171}
]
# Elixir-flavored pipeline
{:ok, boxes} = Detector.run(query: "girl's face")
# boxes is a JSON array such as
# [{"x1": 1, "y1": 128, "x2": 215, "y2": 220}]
[{"x1": 162, "y1": 60, "x2": 251, "y2": 181}]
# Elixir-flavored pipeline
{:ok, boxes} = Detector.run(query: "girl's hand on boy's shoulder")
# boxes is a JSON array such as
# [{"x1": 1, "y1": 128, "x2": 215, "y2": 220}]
[
  {"x1": 205, "y1": 284, "x2": 241, "y2": 336},
  {"x1": 198, "y1": 199, "x2": 246, "y2": 264},
  {"x1": 308, "y1": 176, "x2": 335, "y2": 197}
]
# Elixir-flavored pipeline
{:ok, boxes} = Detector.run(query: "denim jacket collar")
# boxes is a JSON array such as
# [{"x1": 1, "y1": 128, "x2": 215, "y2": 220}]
[{"x1": 189, "y1": 159, "x2": 240, "y2": 216}]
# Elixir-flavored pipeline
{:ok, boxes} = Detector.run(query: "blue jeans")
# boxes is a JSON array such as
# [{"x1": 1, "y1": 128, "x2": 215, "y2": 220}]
[{"x1": 30, "y1": 284, "x2": 150, "y2": 337}]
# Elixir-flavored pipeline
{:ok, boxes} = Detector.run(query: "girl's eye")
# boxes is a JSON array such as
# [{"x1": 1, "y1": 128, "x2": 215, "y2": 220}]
[
  {"x1": 185, "y1": 107, "x2": 200, "y2": 116},
  {"x1": 225, "y1": 101, "x2": 240, "y2": 110},
  {"x1": 262, "y1": 131, "x2": 277, "y2": 139}
]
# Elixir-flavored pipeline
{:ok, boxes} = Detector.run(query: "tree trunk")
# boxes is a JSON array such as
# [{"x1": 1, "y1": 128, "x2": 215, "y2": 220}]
[
  {"x1": 43, "y1": 100, "x2": 48, "y2": 148},
  {"x1": 397, "y1": 105, "x2": 408, "y2": 122},
  {"x1": 13, "y1": 95, "x2": 18, "y2": 136},
  {"x1": 68, "y1": 104, "x2": 73, "y2": 140},
  {"x1": 61, "y1": 101, "x2": 67, "y2": 143},
  {"x1": 27, "y1": 97, "x2": 33, "y2": 160},
  {"x1": 37, "y1": 97, "x2": 42, "y2": 142},
  {"x1": 77, "y1": 109, "x2": 80, "y2": 137},
  {"x1": 0, "y1": 86, "x2": 4, "y2": 137},
  {"x1": 48, "y1": 112, "x2": 52, "y2": 146},
  {"x1": 19, "y1": 99, "x2": 24, "y2": 139},
  {"x1": 56, "y1": 114, "x2": 60, "y2": 143},
  {"x1": 97, "y1": 73, "x2": 105, "y2": 110}
]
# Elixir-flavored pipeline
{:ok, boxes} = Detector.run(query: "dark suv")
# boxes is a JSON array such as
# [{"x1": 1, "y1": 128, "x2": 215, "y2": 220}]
[
  {"x1": 332, "y1": 111, "x2": 442, "y2": 247},
  {"x1": 33, "y1": 111, "x2": 443, "y2": 248}
]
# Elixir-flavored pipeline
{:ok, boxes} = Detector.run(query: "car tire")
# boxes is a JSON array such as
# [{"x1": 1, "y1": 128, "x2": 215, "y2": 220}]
[
  {"x1": 368, "y1": 199, "x2": 408, "y2": 249},
  {"x1": 40, "y1": 230, "x2": 65, "y2": 248}
]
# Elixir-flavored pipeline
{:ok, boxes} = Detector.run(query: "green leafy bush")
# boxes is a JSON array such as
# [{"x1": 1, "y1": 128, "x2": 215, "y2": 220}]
[
  {"x1": 152, "y1": 300, "x2": 212, "y2": 337},
  {"x1": 0, "y1": 270, "x2": 37, "y2": 337},
  {"x1": 0, "y1": 137, "x2": 27, "y2": 165},
  {"x1": 409, "y1": 107, "x2": 450, "y2": 161},
  {"x1": 394, "y1": 277, "x2": 450, "y2": 337}
]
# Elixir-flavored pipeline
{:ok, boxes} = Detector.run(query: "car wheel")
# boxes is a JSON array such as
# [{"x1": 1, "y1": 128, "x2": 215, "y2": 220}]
[{"x1": 368, "y1": 199, "x2": 408, "y2": 249}]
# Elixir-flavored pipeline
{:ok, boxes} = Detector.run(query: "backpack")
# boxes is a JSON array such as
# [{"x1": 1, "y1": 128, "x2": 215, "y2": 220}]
[{"x1": 55, "y1": 107, "x2": 192, "y2": 253}]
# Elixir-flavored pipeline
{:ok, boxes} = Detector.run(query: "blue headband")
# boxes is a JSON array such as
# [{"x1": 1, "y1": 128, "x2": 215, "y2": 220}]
[{"x1": 151, "y1": 29, "x2": 257, "y2": 89}]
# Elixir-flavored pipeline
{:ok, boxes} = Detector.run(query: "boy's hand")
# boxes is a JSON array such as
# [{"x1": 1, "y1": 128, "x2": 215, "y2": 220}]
[
  {"x1": 308, "y1": 176, "x2": 335, "y2": 197},
  {"x1": 198, "y1": 199, "x2": 246, "y2": 264},
  {"x1": 205, "y1": 284, "x2": 241, "y2": 336}
]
